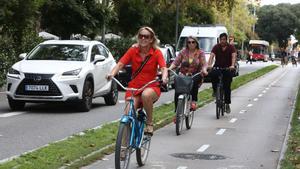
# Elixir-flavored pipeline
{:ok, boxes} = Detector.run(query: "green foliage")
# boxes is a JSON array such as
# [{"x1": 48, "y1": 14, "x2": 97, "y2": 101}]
[
  {"x1": 256, "y1": 4, "x2": 300, "y2": 47},
  {"x1": 115, "y1": 0, "x2": 153, "y2": 37},
  {"x1": 183, "y1": 2, "x2": 214, "y2": 25},
  {"x1": 39, "y1": 0, "x2": 116, "y2": 39},
  {"x1": 0, "y1": 0, "x2": 43, "y2": 86},
  {"x1": 105, "y1": 38, "x2": 135, "y2": 61}
]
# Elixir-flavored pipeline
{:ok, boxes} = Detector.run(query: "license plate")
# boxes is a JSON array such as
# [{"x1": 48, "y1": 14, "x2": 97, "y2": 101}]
[{"x1": 25, "y1": 85, "x2": 49, "y2": 91}]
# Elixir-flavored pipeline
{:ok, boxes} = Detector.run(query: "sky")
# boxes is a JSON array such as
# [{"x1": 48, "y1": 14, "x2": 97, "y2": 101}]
[{"x1": 261, "y1": 0, "x2": 300, "y2": 6}]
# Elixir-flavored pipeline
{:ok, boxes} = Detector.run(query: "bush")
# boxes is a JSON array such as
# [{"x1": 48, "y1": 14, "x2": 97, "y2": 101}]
[
  {"x1": 105, "y1": 37, "x2": 135, "y2": 61},
  {"x1": 0, "y1": 30, "x2": 43, "y2": 87}
]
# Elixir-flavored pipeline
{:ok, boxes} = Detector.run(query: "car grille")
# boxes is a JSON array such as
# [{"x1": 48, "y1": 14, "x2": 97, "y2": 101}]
[{"x1": 15, "y1": 73, "x2": 62, "y2": 96}]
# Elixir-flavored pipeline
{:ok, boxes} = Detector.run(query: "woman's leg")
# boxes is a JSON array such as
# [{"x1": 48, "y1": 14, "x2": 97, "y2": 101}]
[
  {"x1": 191, "y1": 75, "x2": 202, "y2": 101},
  {"x1": 141, "y1": 88, "x2": 159, "y2": 133}
]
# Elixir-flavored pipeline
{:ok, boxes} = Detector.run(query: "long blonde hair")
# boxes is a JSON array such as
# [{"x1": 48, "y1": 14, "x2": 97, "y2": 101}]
[{"x1": 136, "y1": 26, "x2": 159, "y2": 49}]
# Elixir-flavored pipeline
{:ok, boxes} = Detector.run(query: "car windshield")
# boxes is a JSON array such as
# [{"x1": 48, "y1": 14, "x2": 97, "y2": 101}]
[
  {"x1": 177, "y1": 37, "x2": 215, "y2": 53},
  {"x1": 27, "y1": 44, "x2": 88, "y2": 61}
]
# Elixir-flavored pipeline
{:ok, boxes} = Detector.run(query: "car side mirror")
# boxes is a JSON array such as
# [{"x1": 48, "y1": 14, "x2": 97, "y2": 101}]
[
  {"x1": 19, "y1": 53, "x2": 27, "y2": 59},
  {"x1": 94, "y1": 54, "x2": 106, "y2": 64}
]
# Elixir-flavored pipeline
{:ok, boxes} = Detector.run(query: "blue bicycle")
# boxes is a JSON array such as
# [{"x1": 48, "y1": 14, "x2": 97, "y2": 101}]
[{"x1": 112, "y1": 77, "x2": 159, "y2": 169}]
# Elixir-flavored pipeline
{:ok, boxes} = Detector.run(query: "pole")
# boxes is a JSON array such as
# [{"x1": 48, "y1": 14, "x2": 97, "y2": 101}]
[{"x1": 175, "y1": 0, "x2": 179, "y2": 47}]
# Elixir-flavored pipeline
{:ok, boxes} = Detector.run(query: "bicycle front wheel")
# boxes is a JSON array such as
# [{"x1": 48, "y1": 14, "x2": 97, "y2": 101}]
[
  {"x1": 220, "y1": 88, "x2": 225, "y2": 116},
  {"x1": 136, "y1": 134, "x2": 151, "y2": 166},
  {"x1": 176, "y1": 98, "x2": 185, "y2": 135},
  {"x1": 115, "y1": 123, "x2": 132, "y2": 169},
  {"x1": 216, "y1": 86, "x2": 221, "y2": 119},
  {"x1": 185, "y1": 100, "x2": 194, "y2": 129}
]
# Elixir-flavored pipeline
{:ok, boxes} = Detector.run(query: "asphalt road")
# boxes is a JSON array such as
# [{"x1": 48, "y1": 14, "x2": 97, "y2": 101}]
[
  {"x1": 0, "y1": 61, "x2": 277, "y2": 162},
  {"x1": 84, "y1": 62, "x2": 300, "y2": 169}
]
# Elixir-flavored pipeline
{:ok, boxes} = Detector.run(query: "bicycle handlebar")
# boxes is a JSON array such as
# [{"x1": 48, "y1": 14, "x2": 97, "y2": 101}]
[
  {"x1": 111, "y1": 77, "x2": 159, "y2": 92},
  {"x1": 169, "y1": 69, "x2": 202, "y2": 78}
]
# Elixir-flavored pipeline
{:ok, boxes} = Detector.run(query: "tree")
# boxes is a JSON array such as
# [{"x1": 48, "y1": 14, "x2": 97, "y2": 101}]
[
  {"x1": 256, "y1": 4, "x2": 299, "y2": 47},
  {"x1": 40, "y1": 0, "x2": 112, "y2": 39},
  {"x1": 212, "y1": 0, "x2": 255, "y2": 46}
]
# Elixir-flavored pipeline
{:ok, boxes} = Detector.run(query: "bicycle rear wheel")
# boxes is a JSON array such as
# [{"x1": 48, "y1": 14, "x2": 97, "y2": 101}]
[
  {"x1": 115, "y1": 123, "x2": 132, "y2": 169},
  {"x1": 176, "y1": 98, "x2": 185, "y2": 135},
  {"x1": 136, "y1": 133, "x2": 151, "y2": 166}
]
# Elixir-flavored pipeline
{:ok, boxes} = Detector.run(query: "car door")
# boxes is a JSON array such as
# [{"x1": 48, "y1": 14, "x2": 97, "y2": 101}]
[{"x1": 91, "y1": 45, "x2": 106, "y2": 93}]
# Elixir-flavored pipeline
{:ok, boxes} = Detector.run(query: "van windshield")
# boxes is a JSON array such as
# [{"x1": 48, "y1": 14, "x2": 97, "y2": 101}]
[{"x1": 177, "y1": 37, "x2": 215, "y2": 53}]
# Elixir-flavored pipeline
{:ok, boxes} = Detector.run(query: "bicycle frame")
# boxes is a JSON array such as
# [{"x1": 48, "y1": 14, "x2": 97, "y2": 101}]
[
  {"x1": 113, "y1": 77, "x2": 157, "y2": 148},
  {"x1": 212, "y1": 67, "x2": 229, "y2": 118},
  {"x1": 170, "y1": 69, "x2": 201, "y2": 135}
]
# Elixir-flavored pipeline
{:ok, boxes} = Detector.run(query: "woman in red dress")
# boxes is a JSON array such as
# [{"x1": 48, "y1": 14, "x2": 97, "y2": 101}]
[{"x1": 107, "y1": 26, "x2": 168, "y2": 135}]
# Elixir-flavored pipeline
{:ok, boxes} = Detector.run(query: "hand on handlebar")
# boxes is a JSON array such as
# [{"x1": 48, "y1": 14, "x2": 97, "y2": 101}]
[
  {"x1": 202, "y1": 70, "x2": 208, "y2": 76},
  {"x1": 162, "y1": 77, "x2": 168, "y2": 85},
  {"x1": 229, "y1": 65, "x2": 235, "y2": 71},
  {"x1": 106, "y1": 74, "x2": 113, "y2": 80}
]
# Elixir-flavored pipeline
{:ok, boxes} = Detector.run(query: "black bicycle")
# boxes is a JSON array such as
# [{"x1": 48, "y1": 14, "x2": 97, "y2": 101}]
[
  {"x1": 170, "y1": 69, "x2": 202, "y2": 135},
  {"x1": 212, "y1": 67, "x2": 231, "y2": 119}
]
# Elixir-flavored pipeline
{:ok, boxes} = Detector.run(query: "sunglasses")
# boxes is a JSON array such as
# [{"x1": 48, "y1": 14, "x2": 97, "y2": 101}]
[
  {"x1": 187, "y1": 41, "x2": 196, "y2": 44},
  {"x1": 138, "y1": 34, "x2": 151, "y2": 40}
]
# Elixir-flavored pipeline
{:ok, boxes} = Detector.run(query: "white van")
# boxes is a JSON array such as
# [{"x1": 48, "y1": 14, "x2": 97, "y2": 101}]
[{"x1": 176, "y1": 25, "x2": 228, "y2": 61}]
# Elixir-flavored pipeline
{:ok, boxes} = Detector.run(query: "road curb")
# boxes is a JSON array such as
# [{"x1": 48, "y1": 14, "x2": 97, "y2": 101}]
[{"x1": 276, "y1": 84, "x2": 299, "y2": 169}]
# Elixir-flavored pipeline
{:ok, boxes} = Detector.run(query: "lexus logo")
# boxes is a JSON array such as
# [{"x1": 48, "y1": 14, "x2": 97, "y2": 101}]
[{"x1": 34, "y1": 76, "x2": 42, "y2": 82}]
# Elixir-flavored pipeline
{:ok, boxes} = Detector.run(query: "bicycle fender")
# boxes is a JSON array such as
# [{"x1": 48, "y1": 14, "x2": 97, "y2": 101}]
[{"x1": 178, "y1": 95, "x2": 185, "y2": 99}]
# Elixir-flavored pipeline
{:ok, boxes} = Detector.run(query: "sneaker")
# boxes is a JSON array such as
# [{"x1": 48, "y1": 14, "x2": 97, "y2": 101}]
[
  {"x1": 190, "y1": 102, "x2": 197, "y2": 111},
  {"x1": 144, "y1": 123, "x2": 153, "y2": 136},
  {"x1": 225, "y1": 104, "x2": 231, "y2": 114}
]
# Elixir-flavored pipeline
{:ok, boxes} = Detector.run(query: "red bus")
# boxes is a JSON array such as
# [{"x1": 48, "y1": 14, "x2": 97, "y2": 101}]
[{"x1": 249, "y1": 40, "x2": 269, "y2": 62}]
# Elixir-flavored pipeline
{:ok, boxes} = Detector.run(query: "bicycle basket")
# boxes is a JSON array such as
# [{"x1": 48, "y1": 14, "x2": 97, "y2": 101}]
[{"x1": 174, "y1": 75, "x2": 193, "y2": 94}]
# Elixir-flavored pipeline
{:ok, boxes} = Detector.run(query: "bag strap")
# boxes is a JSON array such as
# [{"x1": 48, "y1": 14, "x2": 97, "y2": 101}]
[{"x1": 131, "y1": 55, "x2": 151, "y2": 80}]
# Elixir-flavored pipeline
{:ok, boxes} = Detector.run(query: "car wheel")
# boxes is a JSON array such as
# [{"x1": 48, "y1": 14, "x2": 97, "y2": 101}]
[
  {"x1": 8, "y1": 97, "x2": 25, "y2": 111},
  {"x1": 104, "y1": 80, "x2": 118, "y2": 105},
  {"x1": 79, "y1": 80, "x2": 93, "y2": 112}
]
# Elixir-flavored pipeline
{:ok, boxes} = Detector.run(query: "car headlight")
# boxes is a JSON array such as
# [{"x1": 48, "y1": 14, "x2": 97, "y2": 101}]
[
  {"x1": 62, "y1": 68, "x2": 82, "y2": 76},
  {"x1": 8, "y1": 68, "x2": 20, "y2": 75}
]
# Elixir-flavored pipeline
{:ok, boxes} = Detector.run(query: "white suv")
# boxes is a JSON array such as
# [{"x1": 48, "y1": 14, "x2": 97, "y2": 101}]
[{"x1": 6, "y1": 40, "x2": 118, "y2": 112}]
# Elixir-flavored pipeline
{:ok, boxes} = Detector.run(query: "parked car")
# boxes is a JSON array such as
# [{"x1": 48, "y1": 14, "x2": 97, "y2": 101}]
[
  {"x1": 6, "y1": 40, "x2": 118, "y2": 112},
  {"x1": 117, "y1": 44, "x2": 176, "y2": 92},
  {"x1": 158, "y1": 45, "x2": 176, "y2": 91}
]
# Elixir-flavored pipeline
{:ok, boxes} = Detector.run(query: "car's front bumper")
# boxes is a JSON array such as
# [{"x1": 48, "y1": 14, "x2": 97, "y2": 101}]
[{"x1": 6, "y1": 73, "x2": 85, "y2": 102}]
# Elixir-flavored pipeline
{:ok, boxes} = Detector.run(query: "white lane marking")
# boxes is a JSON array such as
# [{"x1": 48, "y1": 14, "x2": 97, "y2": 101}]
[
  {"x1": 118, "y1": 100, "x2": 125, "y2": 103},
  {"x1": 0, "y1": 112, "x2": 24, "y2": 118},
  {"x1": 253, "y1": 98, "x2": 258, "y2": 101},
  {"x1": 262, "y1": 90, "x2": 267, "y2": 93},
  {"x1": 197, "y1": 144, "x2": 210, "y2": 152},
  {"x1": 216, "y1": 129, "x2": 226, "y2": 135},
  {"x1": 258, "y1": 94, "x2": 263, "y2": 97},
  {"x1": 266, "y1": 87, "x2": 270, "y2": 90},
  {"x1": 177, "y1": 166, "x2": 188, "y2": 169},
  {"x1": 247, "y1": 104, "x2": 253, "y2": 107},
  {"x1": 229, "y1": 118, "x2": 237, "y2": 123},
  {"x1": 0, "y1": 134, "x2": 2, "y2": 137},
  {"x1": 239, "y1": 110, "x2": 247, "y2": 114}
]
